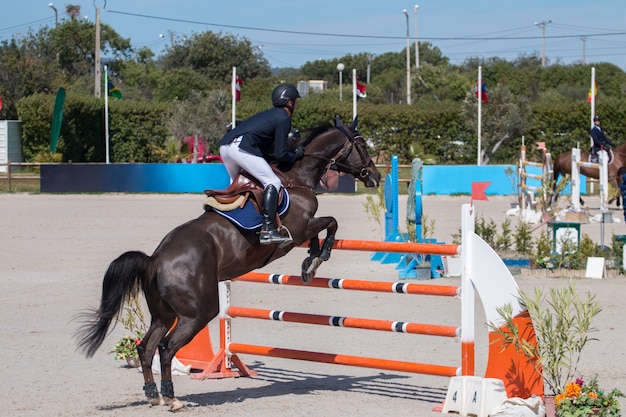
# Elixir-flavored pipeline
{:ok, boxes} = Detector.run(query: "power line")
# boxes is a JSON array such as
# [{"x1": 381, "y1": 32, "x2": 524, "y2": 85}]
[{"x1": 107, "y1": 10, "x2": 626, "y2": 42}]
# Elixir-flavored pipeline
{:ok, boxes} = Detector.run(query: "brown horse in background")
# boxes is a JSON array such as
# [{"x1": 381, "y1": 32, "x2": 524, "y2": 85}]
[
  {"x1": 552, "y1": 144, "x2": 626, "y2": 207},
  {"x1": 75, "y1": 117, "x2": 381, "y2": 411}
]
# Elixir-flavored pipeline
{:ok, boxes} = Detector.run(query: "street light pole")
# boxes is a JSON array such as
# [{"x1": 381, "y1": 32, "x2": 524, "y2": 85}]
[
  {"x1": 414, "y1": 5, "x2": 419, "y2": 69},
  {"x1": 48, "y1": 3, "x2": 58, "y2": 27},
  {"x1": 94, "y1": 6, "x2": 101, "y2": 98},
  {"x1": 337, "y1": 63, "x2": 345, "y2": 101},
  {"x1": 403, "y1": 9, "x2": 411, "y2": 105},
  {"x1": 534, "y1": 19, "x2": 551, "y2": 68}
]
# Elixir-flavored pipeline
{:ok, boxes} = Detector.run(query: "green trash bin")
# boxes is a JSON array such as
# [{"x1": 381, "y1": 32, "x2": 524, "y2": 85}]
[{"x1": 548, "y1": 222, "x2": 581, "y2": 254}]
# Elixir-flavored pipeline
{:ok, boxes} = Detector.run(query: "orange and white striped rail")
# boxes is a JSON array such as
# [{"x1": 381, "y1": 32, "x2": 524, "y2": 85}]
[{"x1": 181, "y1": 204, "x2": 544, "y2": 400}]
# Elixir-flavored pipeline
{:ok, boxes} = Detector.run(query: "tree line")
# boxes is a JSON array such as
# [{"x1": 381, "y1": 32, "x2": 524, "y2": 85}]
[{"x1": 2, "y1": 11, "x2": 625, "y2": 165}]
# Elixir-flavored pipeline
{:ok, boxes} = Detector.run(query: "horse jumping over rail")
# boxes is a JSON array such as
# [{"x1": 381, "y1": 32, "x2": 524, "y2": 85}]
[
  {"x1": 75, "y1": 117, "x2": 381, "y2": 412},
  {"x1": 552, "y1": 144, "x2": 626, "y2": 208}
]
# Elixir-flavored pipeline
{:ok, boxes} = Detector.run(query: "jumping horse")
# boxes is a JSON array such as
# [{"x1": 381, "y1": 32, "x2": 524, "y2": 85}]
[
  {"x1": 75, "y1": 116, "x2": 381, "y2": 411},
  {"x1": 552, "y1": 144, "x2": 626, "y2": 207}
]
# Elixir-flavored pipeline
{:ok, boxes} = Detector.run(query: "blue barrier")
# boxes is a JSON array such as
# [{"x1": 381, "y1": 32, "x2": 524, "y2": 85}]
[{"x1": 372, "y1": 156, "x2": 445, "y2": 280}]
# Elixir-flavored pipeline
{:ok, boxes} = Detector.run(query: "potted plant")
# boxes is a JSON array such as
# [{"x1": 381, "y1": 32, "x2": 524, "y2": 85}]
[
  {"x1": 489, "y1": 280, "x2": 602, "y2": 415},
  {"x1": 556, "y1": 376, "x2": 623, "y2": 416},
  {"x1": 109, "y1": 290, "x2": 147, "y2": 368},
  {"x1": 109, "y1": 335, "x2": 143, "y2": 367}
]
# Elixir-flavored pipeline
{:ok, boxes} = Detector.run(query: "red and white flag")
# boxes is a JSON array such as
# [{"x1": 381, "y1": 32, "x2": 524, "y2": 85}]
[
  {"x1": 356, "y1": 80, "x2": 367, "y2": 98},
  {"x1": 235, "y1": 76, "x2": 242, "y2": 102}
]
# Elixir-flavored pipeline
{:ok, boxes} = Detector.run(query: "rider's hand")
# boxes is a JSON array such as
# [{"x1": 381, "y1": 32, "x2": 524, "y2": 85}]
[{"x1": 294, "y1": 146, "x2": 305, "y2": 159}]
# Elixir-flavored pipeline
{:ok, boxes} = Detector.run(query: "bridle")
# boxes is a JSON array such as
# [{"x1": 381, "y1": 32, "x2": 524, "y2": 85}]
[{"x1": 323, "y1": 125, "x2": 375, "y2": 182}]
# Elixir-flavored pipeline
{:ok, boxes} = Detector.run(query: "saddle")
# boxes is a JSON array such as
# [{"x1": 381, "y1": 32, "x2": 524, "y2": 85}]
[
  {"x1": 589, "y1": 149, "x2": 614, "y2": 165},
  {"x1": 204, "y1": 173, "x2": 264, "y2": 211},
  {"x1": 203, "y1": 172, "x2": 286, "y2": 223}
]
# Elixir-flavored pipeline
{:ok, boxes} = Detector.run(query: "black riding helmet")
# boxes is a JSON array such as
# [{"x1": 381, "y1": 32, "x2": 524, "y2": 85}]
[
  {"x1": 272, "y1": 83, "x2": 301, "y2": 108},
  {"x1": 594, "y1": 115, "x2": 601, "y2": 121}
]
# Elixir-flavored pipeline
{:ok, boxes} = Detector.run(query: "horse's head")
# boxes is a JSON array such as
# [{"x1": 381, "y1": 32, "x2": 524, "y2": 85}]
[{"x1": 295, "y1": 116, "x2": 381, "y2": 189}]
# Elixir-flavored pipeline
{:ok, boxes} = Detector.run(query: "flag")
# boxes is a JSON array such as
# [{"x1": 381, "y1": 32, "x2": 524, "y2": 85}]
[
  {"x1": 475, "y1": 81, "x2": 488, "y2": 104},
  {"x1": 356, "y1": 80, "x2": 367, "y2": 98},
  {"x1": 471, "y1": 181, "x2": 491, "y2": 203},
  {"x1": 587, "y1": 82, "x2": 598, "y2": 103},
  {"x1": 107, "y1": 81, "x2": 122, "y2": 100},
  {"x1": 235, "y1": 76, "x2": 242, "y2": 102}
]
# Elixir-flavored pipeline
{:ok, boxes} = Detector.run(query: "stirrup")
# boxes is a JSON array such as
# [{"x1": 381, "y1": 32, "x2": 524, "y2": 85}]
[{"x1": 259, "y1": 226, "x2": 293, "y2": 246}]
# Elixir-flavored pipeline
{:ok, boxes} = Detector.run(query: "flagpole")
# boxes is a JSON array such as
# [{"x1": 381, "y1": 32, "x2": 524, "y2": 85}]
[
  {"x1": 352, "y1": 68, "x2": 357, "y2": 120},
  {"x1": 104, "y1": 65, "x2": 110, "y2": 164},
  {"x1": 590, "y1": 66, "x2": 596, "y2": 126},
  {"x1": 231, "y1": 67, "x2": 237, "y2": 129},
  {"x1": 477, "y1": 66, "x2": 482, "y2": 166}
]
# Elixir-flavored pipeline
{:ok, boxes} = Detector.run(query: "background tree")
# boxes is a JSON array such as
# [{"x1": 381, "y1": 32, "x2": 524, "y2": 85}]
[{"x1": 462, "y1": 85, "x2": 532, "y2": 164}]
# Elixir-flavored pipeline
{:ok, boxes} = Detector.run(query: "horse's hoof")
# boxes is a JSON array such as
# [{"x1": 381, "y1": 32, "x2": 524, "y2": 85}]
[
  {"x1": 167, "y1": 398, "x2": 185, "y2": 412},
  {"x1": 301, "y1": 257, "x2": 314, "y2": 283},
  {"x1": 147, "y1": 395, "x2": 163, "y2": 406}
]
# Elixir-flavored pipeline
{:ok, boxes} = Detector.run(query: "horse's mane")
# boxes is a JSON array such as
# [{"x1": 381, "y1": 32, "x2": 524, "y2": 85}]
[{"x1": 300, "y1": 123, "x2": 334, "y2": 147}]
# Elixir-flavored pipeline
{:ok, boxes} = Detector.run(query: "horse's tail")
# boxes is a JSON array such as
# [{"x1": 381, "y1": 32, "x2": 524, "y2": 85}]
[{"x1": 75, "y1": 251, "x2": 155, "y2": 358}]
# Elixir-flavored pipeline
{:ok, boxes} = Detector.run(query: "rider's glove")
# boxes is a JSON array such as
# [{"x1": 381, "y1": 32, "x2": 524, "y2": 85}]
[{"x1": 294, "y1": 146, "x2": 305, "y2": 159}]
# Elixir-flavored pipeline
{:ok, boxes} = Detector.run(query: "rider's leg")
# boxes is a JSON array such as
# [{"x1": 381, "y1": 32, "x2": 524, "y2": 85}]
[
  {"x1": 229, "y1": 150, "x2": 291, "y2": 245},
  {"x1": 259, "y1": 184, "x2": 291, "y2": 245}
]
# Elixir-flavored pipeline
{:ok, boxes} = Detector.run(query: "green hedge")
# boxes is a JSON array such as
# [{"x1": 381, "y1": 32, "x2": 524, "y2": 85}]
[
  {"x1": 16, "y1": 92, "x2": 626, "y2": 165},
  {"x1": 17, "y1": 94, "x2": 170, "y2": 163}
]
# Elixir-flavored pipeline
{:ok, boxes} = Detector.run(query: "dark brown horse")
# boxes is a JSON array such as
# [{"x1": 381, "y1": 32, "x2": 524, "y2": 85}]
[
  {"x1": 75, "y1": 117, "x2": 381, "y2": 411},
  {"x1": 552, "y1": 144, "x2": 626, "y2": 207}
]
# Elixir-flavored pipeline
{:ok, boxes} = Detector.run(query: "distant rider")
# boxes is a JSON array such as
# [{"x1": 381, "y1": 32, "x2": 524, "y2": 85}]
[
  {"x1": 218, "y1": 83, "x2": 304, "y2": 245},
  {"x1": 589, "y1": 115, "x2": 615, "y2": 162}
]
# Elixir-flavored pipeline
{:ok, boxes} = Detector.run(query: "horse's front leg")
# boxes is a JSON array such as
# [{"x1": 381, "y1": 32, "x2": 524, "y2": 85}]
[{"x1": 301, "y1": 216, "x2": 338, "y2": 283}]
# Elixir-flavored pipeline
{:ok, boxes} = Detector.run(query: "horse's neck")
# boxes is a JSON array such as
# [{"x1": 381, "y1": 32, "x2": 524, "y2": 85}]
[{"x1": 282, "y1": 131, "x2": 344, "y2": 190}]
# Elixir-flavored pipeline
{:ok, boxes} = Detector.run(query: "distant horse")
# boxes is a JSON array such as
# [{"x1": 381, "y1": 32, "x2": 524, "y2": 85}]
[
  {"x1": 75, "y1": 117, "x2": 381, "y2": 411},
  {"x1": 552, "y1": 144, "x2": 626, "y2": 207}
]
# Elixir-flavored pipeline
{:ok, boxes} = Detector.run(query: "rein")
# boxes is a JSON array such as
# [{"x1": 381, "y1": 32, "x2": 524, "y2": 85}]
[{"x1": 280, "y1": 124, "x2": 372, "y2": 191}]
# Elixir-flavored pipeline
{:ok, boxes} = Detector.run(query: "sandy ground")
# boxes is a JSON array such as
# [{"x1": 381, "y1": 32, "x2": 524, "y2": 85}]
[{"x1": 0, "y1": 193, "x2": 624, "y2": 417}]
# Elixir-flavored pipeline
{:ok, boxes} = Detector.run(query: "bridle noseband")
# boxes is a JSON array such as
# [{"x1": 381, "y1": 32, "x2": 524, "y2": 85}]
[{"x1": 328, "y1": 125, "x2": 374, "y2": 181}]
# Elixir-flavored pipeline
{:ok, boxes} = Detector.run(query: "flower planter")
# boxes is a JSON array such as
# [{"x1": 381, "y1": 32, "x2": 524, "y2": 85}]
[{"x1": 126, "y1": 357, "x2": 141, "y2": 368}]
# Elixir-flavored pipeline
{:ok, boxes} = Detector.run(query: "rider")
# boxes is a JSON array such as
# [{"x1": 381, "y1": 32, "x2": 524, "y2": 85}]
[
  {"x1": 218, "y1": 83, "x2": 304, "y2": 245},
  {"x1": 589, "y1": 115, "x2": 615, "y2": 162}
]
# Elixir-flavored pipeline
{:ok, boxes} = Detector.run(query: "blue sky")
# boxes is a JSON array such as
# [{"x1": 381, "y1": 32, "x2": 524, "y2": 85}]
[{"x1": 2, "y1": 0, "x2": 626, "y2": 70}]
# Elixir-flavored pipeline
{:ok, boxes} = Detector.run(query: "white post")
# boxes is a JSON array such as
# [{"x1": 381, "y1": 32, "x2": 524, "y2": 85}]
[
  {"x1": 352, "y1": 68, "x2": 357, "y2": 120},
  {"x1": 590, "y1": 67, "x2": 596, "y2": 126},
  {"x1": 461, "y1": 203, "x2": 475, "y2": 375},
  {"x1": 477, "y1": 66, "x2": 482, "y2": 166},
  {"x1": 104, "y1": 65, "x2": 110, "y2": 164},
  {"x1": 571, "y1": 148, "x2": 581, "y2": 212},
  {"x1": 599, "y1": 149, "x2": 609, "y2": 215},
  {"x1": 218, "y1": 281, "x2": 233, "y2": 370},
  {"x1": 231, "y1": 67, "x2": 237, "y2": 129}
]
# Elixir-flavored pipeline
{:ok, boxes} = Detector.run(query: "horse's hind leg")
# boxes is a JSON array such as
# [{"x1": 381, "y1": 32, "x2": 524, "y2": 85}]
[
  {"x1": 138, "y1": 320, "x2": 171, "y2": 406},
  {"x1": 158, "y1": 312, "x2": 217, "y2": 412}
]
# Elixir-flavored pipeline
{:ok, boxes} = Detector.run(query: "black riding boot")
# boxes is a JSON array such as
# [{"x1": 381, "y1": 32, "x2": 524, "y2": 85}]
[{"x1": 259, "y1": 185, "x2": 291, "y2": 245}]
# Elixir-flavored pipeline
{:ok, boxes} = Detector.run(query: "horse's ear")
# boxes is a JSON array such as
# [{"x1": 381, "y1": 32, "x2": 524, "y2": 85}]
[
  {"x1": 334, "y1": 115, "x2": 342, "y2": 127},
  {"x1": 349, "y1": 115, "x2": 359, "y2": 131}
]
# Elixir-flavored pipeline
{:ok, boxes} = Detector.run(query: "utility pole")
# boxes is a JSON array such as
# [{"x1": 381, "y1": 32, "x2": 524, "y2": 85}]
[
  {"x1": 580, "y1": 36, "x2": 587, "y2": 65},
  {"x1": 94, "y1": 7, "x2": 101, "y2": 98},
  {"x1": 534, "y1": 20, "x2": 551, "y2": 67},
  {"x1": 403, "y1": 9, "x2": 411, "y2": 105},
  {"x1": 414, "y1": 5, "x2": 419, "y2": 69}
]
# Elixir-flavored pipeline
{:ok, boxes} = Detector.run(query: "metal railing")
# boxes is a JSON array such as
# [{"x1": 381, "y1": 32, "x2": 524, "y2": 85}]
[{"x1": 0, "y1": 161, "x2": 41, "y2": 191}]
